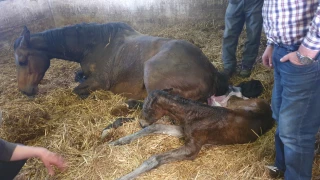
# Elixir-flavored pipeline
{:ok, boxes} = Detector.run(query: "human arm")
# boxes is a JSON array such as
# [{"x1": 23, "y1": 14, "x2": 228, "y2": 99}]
[
  {"x1": 281, "y1": 5, "x2": 320, "y2": 64},
  {"x1": 10, "y1": 145, "x2": 67, "y2": 175}
]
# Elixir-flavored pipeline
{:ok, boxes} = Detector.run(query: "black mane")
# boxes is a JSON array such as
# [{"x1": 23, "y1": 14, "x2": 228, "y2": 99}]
[{"x1": 14, "y1": 22, "x2": 136, "y2": 60}]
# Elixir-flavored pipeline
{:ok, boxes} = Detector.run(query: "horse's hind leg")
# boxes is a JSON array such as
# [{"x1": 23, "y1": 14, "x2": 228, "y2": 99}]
[
  {"x1": 116, "y1": 140, "x2": 201, "y2": 180},
  {"x1": 109, "y1": 124, "x2": 183, "y2": 146}
]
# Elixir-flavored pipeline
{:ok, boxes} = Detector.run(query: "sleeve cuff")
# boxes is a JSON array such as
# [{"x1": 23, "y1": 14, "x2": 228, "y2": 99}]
[{"x1": 0, "y1": 139, "x2": 17, "y2": 161}]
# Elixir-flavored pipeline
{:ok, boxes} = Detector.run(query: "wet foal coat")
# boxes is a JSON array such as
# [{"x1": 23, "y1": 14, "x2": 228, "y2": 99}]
[{"x1": 110, "y1": 90, "x2": 275, "y2": 180}]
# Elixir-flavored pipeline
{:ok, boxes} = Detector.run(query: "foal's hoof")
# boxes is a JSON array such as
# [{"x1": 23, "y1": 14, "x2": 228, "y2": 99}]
[
  {"x1": 108, "y1": 140, "x2": 118, "y2": 146},
  {"x1": 109, "y1": 139, "x2": 128, "y2": 146},
  {"x1": 101, "y1": 128, "x2": 112, "y2": 140}
]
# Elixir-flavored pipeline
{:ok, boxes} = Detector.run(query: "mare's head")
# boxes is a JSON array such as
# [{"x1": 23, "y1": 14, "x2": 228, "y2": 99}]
[
  {"x1": 139, "y1": 90, "x2": 171, "y2": 127},
  {"x1": 14, "y1": 26, "x2": 50, "y2": 96}
]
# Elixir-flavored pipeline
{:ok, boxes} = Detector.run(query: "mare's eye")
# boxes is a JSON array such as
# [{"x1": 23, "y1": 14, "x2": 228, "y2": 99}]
[
  {"x1": 19, "y1": 61, "x2": 27, "y2": 66},
  {"x1": 17, "y1": 56, "x2": 28, "y2": 66}
]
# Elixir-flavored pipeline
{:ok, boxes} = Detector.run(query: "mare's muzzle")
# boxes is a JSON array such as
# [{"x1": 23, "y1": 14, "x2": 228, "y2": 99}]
[{"x1": 20, "y1": 86, "x2": 38, "y2": 96}]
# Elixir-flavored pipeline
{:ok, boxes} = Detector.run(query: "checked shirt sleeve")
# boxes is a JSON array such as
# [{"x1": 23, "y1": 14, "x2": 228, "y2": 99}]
[{"x1": 302, "y1": 5, "x2": 320, "y2": 51}]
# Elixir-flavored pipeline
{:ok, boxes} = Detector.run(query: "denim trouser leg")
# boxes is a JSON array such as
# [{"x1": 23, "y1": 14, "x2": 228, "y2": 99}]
[
  {"x1": 272, "y1": 45, "x2": 320, "y2": 180},
  {"x1": 222, "y1": 1, "x2": 245, "y2": 71},
  {"x1": 242, "y1": 0, "x2": 263, "y2": 69}
]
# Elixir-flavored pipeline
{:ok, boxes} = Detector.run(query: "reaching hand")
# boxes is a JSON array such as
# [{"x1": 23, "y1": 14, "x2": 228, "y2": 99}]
[
  {"x1": 38, "y1": 148, "x2": 67, "y2": 175},
  {"x1": 262, "y1": 45, "x2": 274, "y2": 68}
]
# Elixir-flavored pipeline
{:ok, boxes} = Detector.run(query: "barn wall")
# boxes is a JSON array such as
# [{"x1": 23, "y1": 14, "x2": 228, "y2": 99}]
[
  {"x1": 0, "y1": 0, "x2": 55, "y2": 60},
  {"x1": 0, "y1": 0, "x2": 227, "y2": 62}
]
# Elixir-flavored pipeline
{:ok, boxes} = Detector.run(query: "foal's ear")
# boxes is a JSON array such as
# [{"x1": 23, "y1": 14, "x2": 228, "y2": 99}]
[{"x1": 20, "y1": 26, "x2": 30, "y2": 48}]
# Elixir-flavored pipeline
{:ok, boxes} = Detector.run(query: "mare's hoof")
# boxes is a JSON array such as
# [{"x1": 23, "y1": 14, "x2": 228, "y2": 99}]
[
  {"x1": 74, "y1": 70, "x2": 87, "y2": 83},
  {"x1": 73, "y1": 90, "x2": 90, "y2": 99},
  {"x1": 126, "y1": 99, "x2": 143, "y2": 109},
  {"x1": 79, "y1": 94, "x2": 89, "y2": 99}
]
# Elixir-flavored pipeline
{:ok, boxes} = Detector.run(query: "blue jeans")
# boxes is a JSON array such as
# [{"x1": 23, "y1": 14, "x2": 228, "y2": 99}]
[
  {"x1": 222, "y1": 0, "x2": 263, "y2": 71},
  {"x1": 272, "y1": 44, "x2": 320, "y2": 180}
]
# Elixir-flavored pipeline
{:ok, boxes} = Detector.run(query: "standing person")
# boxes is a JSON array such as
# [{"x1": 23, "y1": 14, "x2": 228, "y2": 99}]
[
  {"x1": 262, "y1": 0, "x2": 320, "y2": 179},
  {"x1": 0, "y1": 138, "x2": 67, "y2": 179},
  {"x1": 222, "y1": 0, "x2": 264, "y2": 78}
]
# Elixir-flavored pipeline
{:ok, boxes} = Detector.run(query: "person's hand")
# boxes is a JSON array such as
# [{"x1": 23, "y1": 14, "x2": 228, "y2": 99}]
[
  {"x1": 37, "y1": 148, "x2": 67, "y2": 176},
  {"x1": 281, "y1": 45, "x2": 318, "y2": 65},
  {"x1": 280, "y1": 51, "x2": 303, "y2": 65},
  {"x1": 262, "y1": 45, "x2": 274, "y2": 68}
]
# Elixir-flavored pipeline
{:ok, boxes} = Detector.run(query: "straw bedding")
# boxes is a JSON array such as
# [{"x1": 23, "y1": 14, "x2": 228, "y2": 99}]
[{"x1": 0, "y1": 23, "x2": 319, "y2": 180}]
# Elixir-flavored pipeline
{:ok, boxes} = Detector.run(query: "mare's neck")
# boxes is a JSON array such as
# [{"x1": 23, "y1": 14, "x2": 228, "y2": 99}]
[{"x1": 30, "y1": 33, "x2": 82, "y2": 63}]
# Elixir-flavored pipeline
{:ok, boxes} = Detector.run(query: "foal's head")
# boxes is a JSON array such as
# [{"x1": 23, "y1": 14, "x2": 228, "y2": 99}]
[
  {"x1": 14, "y1": 26, "x2": 50, "y2": 96},
  {"x1": 140, "y1": 90, "x2": 171, "y2": 127}
]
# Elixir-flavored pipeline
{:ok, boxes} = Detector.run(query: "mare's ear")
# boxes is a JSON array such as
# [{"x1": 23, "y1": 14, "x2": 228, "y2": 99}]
[
  {"x1": 162, "y1": 88, "x2": 173, "y2": 93},
  {"x1": 20, "y1": 26, "x2": 30, "y2": 48}
]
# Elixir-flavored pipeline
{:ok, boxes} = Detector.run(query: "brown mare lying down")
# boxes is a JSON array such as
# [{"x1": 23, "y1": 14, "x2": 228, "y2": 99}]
[
  {"x1": 109, "y1": 90, "x2": 275, "y2": 180},
  {"x1": 14, "y1": 23, "x2": 229, "y2": 100}
]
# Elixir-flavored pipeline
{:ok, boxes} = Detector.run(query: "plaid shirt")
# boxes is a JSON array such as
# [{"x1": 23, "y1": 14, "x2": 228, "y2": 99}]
[{"x1": 262, "y1": 0, "x2": 320, "y2": 50}]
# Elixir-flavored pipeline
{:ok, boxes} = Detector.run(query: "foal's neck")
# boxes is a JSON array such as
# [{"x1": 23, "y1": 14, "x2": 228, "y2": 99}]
[{"x1": 157, "y1": 95, "x2": 196, "y2": 123}]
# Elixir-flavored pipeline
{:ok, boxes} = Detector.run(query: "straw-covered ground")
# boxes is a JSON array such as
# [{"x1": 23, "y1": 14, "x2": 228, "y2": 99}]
[{"x1": 0, "y1": 22, "x2": 319, "y2": 180}]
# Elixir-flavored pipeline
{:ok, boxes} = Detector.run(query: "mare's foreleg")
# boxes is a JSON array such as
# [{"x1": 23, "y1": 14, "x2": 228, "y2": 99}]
[
  {"x1": 73, "y1": 78, "x2": 101, "y2": 99},
  {"x1": 109, "y1": 124, "x2": 183, "y2": 146},
  {"x1": 117, "y1": 140, "x2": 201, "y2": 180}
]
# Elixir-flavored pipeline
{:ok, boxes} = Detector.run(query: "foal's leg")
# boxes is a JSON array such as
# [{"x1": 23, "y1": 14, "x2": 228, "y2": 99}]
[
  {"x1": 109, "y1": 124, "x2": 183, "y2": 146},
  {"x1": 117, "y1": 140, "x2": 202, "y2": 180},
  {"x1": 101, "y1": 118, "x2": 136, "y2": 140}
]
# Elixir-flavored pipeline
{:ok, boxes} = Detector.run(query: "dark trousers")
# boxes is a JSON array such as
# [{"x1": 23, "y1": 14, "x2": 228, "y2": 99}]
[
  {"x1": 222, "y1": 0, "x2": 263, "y2": 71},
  {"x1": 0, "y1": 160, "x2": 27, "y2": 180}
]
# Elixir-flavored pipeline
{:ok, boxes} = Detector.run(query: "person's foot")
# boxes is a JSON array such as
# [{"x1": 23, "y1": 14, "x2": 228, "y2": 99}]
[
  {"x1": 236, "y1": 63, "x2": 242, "y2": 74},
  {"x1": 239, "y1": 69, "x2": 251, "y2": 78},
  {"x1": 265, "y1": 165, "x2": 284, "y2": 179},
  {"x1": 222, "y1": 68, "x2": 235, "y2": 78}
]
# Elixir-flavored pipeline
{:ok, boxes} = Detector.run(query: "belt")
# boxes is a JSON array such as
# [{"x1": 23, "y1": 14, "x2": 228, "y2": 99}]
[
  {"x1": 274, "y1": 43, "x2": 320, "y2": 61},
  {"x1": 273, "y1": 43, "x2": 300, "y2": 52}
]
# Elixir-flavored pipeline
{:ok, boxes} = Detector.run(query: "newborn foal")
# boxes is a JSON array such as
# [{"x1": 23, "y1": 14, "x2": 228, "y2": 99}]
[{"x1": 110, "y1": 90, "x2": 274, "y2": 180}]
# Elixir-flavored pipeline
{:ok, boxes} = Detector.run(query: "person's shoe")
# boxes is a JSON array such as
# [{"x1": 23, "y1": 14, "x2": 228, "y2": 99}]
[
  {"x1": 239, "y1": 69, "x2": 251, "y2": 78},
  {"x1": 222, "y1": 68, "x2": 235, "y2": 79},
  {"x1": 266, "y1": 165, "x2": 284, "y2": 179},
  {"x1": 236, "y1": 63, "x2": 242, "y2": 74}
]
